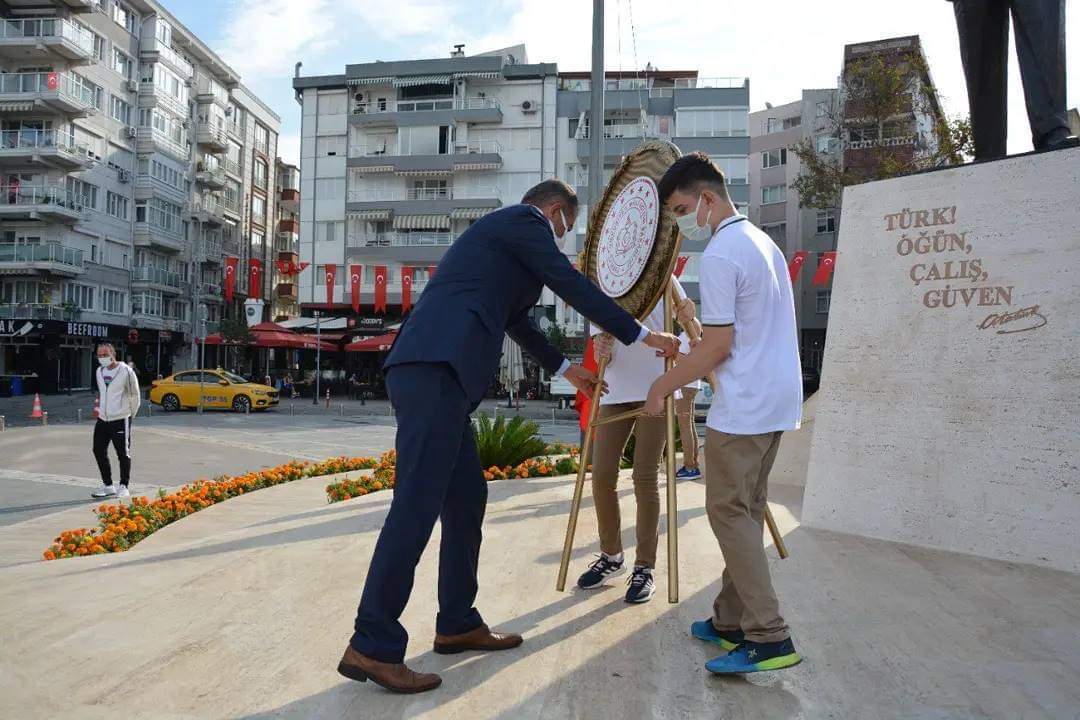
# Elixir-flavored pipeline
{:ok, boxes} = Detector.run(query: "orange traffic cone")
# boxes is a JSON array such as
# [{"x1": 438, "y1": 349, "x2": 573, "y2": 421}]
[
  {"x1": 29, "y1": 393, "x2": 43, "y2": 420},
  {"x1": 92, "y1": 396, "x2": 100, "y2": 420}
]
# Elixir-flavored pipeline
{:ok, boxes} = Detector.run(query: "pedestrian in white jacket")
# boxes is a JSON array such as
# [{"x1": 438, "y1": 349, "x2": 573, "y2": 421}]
[{"x1": 90, "y1": 342, "x2": 140, "y2": 500}]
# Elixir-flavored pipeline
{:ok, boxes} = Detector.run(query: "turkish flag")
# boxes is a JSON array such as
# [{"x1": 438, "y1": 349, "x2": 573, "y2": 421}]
[
  {"x1": 374, "y1": 265, "x2": 387, "y2": 313},
  {"x1": 674, "y1": 255, "x2": 689, "y2": 277},
  {"x1": 275, "y1": 259, "x2": 288, "y2": 275},
  {"x1": 224, "y1": 257, "x2": 238, "y2": 302},
  {"x1": 324, "y1": 264, "x2": 337, "y2": 306},
  {"x1": 298, "y1": 262, "x2": 310, "y2": 273},
  {"x1": 46, "y1": 72, "x2": 58, "y2": 91},
  {"x1": 788, "y1": 251, "x2": 810, "y2": 284},
  {"x1": 401, "y1": 267, "x2": 414, "y2": 313},
  {"x1": 248, "y1": 259, "x2": 262, "y2": 298},
  {"x1": 574, "y1": 337, "x2": 598, "y2": 432},
  {"x1": 812, "y1": 251, "x2": 837, "y2": 286},
  {"x1": 350, "y1": 264, "x2": 362, "y2": 313}
]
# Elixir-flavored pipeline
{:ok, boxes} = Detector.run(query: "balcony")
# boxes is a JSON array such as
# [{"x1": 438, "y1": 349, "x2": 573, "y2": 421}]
[
  {"x1": 197, "y1": 123, "x2": 229, "y2": 153},
  {"x1": 0, "y1": 303, "x2": 78, "y2": 320},
  {"x1": 131, "y1": 265, "x2": 185, "y2": 295},
  {"x1": 222, "y1": 156, "x2": 243, "y2": 179},
  {"x1": 191, "y1": 196, "x2": 226, "y2": 225},
  {"x1": 137, "y1": 80, "x2": 189, "y2": 121},
  {"x1": 348, "y1": 139, "x2": 503, "y2": 173},
  {"x1": 226, "y1": 119, "x2": 245, "y2": 142},
  {"x1": 0, "y1": 17, "x2": 95, "y2": 62},
  {"x1": 278, "y1": 217, "x2": 299, "y2": 234},
  {"x1": 221, "y1": 194, "x2": 241, "y2": 220},
  {"x1": 350, "y1": 96, "x2": 502, "y2": 127},
  {"x1": 253, "y1": 137, "x2": 269, "y2": 156},
  {"x1": 276, "y1": 282, "x2": 297, "y2": 300},
  {"x1": 280, "y1": 187, "x2": 299, "y2": 209},
  {"x1": 0, "y1": 129, "x2": 91, "y2": 170},
  {"x1": 199, "y1": 282, "x2": 223, "y2": 303},
  {"x1": 195, "y1": 160, "x2": 226, "y2": 188},
  {"x1": 348, "y1": 186, "x2": 498, "y2": 203},
  {"x1": 199, "y1": 236, "x2": 223, "y2": 263},
  {"x1": 0, "y1": 71, "x2": 97, "y2": 116},
  {"x1": 0, "y1": 241, "x2": 84, "y2": 276},
  {"x1": 136, "y1": 127, "x2": 189, "y2": 164},
  {"x1": 347, "y1": 232, "x2": 453, "y2": 248},
  {"x1": 0, "y1": 185, "x2": 83, "y2": 223},
  {"x1": 139, "y1": 39, "x2": 194, "y2": 79},
  {"x1": 196, "y1": 75, "x2": 229, "y2": 107},
  {"x1": 134, "y1": 223, "x2": 184, "y2": 253}
]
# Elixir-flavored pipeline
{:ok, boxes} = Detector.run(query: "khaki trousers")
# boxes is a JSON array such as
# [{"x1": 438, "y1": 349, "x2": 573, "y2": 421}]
[
  {"x1": 591, "y1": 402, "x2": 666, "y2": 568},
  {"x1": 675, "y1": 388, "x2": 699, "y2": 468},
  {"x1": 705, "y1": 428, "x2": 790, "y2": 643}
]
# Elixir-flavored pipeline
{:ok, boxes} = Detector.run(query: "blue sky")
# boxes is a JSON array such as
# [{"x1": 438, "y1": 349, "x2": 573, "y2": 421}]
[{"x1": 163, "y1": 0, "x2": 1078, "y2": 166}]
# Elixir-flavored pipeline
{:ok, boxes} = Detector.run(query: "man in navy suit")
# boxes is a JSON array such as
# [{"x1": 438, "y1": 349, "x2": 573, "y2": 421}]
[{"x1": 338, "y1": 179, "x2": 680, "y2": 693}]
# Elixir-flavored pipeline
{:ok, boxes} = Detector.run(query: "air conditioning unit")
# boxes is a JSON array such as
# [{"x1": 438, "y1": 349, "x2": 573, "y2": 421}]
[
  {"x1": 125, "y1": 79, "x2": 138, "y2": 92},
  {"x1": 521, "y1": 100, "x2": 538, "y2": 114},
  {"x1": 224, "y1": 106, "x2": 233, "y2": 117},
  {"x1": 123, "y1": 126, "x2": 138, "y2": 139},
  {"x1": 182, "y1": 119, "x2": 191, "y2": 129},
  {"x1": 117, "y1": 169, "x2": 130, "y2": 183}
]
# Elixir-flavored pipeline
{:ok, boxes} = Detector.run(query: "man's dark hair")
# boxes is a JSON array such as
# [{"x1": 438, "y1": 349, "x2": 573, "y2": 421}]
[
  {"x1": 522, "y1": 178, "x2": 578, "y2": 212},
  {"x1": 657, "y1": 152, "x2": 730, "y2": 203}
]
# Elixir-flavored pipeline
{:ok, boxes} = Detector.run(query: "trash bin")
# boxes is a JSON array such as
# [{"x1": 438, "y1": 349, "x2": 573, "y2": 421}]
[{"x1": 10, "y1": 376, "x2": 23, "y2": 397}]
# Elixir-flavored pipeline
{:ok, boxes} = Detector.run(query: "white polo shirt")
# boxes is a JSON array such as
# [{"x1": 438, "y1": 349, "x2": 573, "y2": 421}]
[
  {"x1": 591, "y1": 276, "x2": 686, "y2": 406},
  {"x1": 699, "y1": 214, "x2": 802, "y2": 435}
]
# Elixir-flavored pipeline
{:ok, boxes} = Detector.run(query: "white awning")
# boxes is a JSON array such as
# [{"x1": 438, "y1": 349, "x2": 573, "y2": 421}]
[
  {"x1": 450, "y1": 207, "x2": 493, "y2": 220},
  {"x1": 393, "y1": 74, "x2": 451, "y2": 87},
  {"x1": 347, "y1": 209, "x2": 391, "y2": 221},
  {"x1": 452, "y1": 161, "x2": 502, "y2": 171},
  {"x1": 396, "y1": 169, "x2": 453, "y2": 177},
  {"x1": 351, "y1": 165, "x2": 394, "y2": 174},
  {"x1": 393, "y1": 214, "x2": 450, "y2": 229},
  {"x1": 348, "y1": 76, "x2": 394, "y2": 86},
  {"x1": 453, "y1": 71, "x2": 502, "y2": 80}
]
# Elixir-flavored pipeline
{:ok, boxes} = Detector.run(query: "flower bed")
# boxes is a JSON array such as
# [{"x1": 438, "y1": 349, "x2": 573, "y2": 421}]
[
  {"x1": 325, "y1": 450, "x2": 396, "y2": 502},
  {"x1": 43, "y1": 455, "x2": 379, "y2": 561}
]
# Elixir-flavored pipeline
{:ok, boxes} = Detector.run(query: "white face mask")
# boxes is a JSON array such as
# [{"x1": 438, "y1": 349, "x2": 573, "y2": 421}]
[
  {"x1": 550, "y1": 208, "x2": 573, "y2": 250},
  {"x1": 675, "y1": 195, "x2": 714, "y2": 243},
  {"x1": 98, "y1": 356, "x2": 113, "y2": 368}
]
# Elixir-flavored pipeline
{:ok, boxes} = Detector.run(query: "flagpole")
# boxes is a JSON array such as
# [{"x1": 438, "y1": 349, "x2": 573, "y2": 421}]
[{"x1": 313, "y1": 310, "x2": 321, "y2": 405}]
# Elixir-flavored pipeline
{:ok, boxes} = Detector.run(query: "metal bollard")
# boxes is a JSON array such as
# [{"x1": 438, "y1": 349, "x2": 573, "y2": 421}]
[
  {"x1": 325, "y1": 388, "x2": 331, "y2": 409},
  {"x1": 42, "y1": 411, "x2": 48, "y2": 427},
  {"x1": 78, "y1": 408, "x2": 82, "y2": 423},
  {"x1": 245, "y1": 402, "x2": 250, "y2": 415},
  {"x1": 339, "y1": 402, "x2": 344, "y2": 417},
  {"x1": 0, "y1": 415, "x2": 5, "y2": 432}
]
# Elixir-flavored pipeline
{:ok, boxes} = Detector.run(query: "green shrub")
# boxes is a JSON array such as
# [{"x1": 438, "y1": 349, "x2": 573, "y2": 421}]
[{"x1": 474, "y1": 414, "x2": 548, "y2": 469}]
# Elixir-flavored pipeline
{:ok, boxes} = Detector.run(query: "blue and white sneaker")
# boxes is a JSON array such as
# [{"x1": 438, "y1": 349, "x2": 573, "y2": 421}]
[
  {"x1": 675, "y1": 466, "x2": 701, "y2": 480},
  {"x1": 624, "y1": 566, "x2": 655, "y2": 603},
  {"x1": 576, "y1": 554, "x2": 625, "y2": 589},
  {"x1": 705, "y1": 638, "x2": 802, "y2": 674},
  {"x1": 690, "y1": 619, "x2": 744, "y2": 651}
]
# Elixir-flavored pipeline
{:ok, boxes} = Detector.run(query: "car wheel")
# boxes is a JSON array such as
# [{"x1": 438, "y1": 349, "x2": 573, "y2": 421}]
[
  {"x1": 232, "y1": 395, "x2": 252, "y2": 413},
  {"x1": 161, "y1": 394, "x2": 180, "y2": 412}
]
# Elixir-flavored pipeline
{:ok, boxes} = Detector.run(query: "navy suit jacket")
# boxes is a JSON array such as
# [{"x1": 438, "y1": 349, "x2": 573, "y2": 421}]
[{"x1": 385, "y1": 204, "x2": 642, "y2": 403}]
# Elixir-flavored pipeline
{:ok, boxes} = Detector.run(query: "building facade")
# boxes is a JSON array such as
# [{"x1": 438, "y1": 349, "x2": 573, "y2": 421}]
[
  {"x1": 0, "y1": 0, "x2": 280, "y2": 393},
  {"x1": 272, "y1": 158, "x2": 299, "y2": 320}
]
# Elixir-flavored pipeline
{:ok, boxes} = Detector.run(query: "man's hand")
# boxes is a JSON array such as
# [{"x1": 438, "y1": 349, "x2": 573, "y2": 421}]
[
  {"x1": 564, "y1": 363, "x2": 608, "y2": 400},
  {"x1": 643, "y1": 330, "x2": 680, "y2": 358},
  {"x1": 643, "y1": 381, "x2": 666, "y2": 416},
  {"x1": 594, "y1": 332, "x2": 615, "y2": 362}
]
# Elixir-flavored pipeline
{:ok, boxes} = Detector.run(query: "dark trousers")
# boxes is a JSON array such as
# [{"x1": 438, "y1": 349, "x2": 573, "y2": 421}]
[
  {"x1": 93, "y1": 418, "x2": 131, "y2": 486},
  {"x1": 952, "y1": 0, "x2": 1069, "y2": 159},
  {"x1": 350, "y1": 362, "x2": 487, "y2": 663}
]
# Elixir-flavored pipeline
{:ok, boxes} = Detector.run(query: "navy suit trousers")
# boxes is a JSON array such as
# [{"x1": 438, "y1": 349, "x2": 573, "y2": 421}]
[{"x1": 350, "y1": 362, "x2": 487, "y2": 663}]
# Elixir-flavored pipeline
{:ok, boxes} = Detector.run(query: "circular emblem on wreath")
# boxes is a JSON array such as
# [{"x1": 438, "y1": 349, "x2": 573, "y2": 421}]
[{"x1": 595, "y1": 176, "x2": 659, "y2": 298}]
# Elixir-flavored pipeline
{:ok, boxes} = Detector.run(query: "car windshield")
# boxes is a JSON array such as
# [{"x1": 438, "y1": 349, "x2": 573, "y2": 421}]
[{"x1": 219, "y1": 371, "x2": 249, "y2": 384}]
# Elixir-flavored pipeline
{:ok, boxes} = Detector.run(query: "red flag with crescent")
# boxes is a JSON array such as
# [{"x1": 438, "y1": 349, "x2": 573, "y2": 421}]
[
  {"x1": 248, "y1": 259, "x2": 262, "y2": 299},
  {"x1": 350, "y1": 264, "x2": 362, "y2": 313},
  {"x1": 324, "y1": 264, "x2": 336, "y2": 306},
  {"x1": 374, "y1": 265, "x2": 387, "y2": 313},
  {"x1": 788, "y1": 250, "x2": 810, "y2": 284},
  {"x1": 47, "y1": 72, "x2": 58, "y2": 91},
  {"x1": 224, "y1": 256, "x2": 238, "y2": 302},
  {"x1": 812, "y1": 251, "x2": 837, "y2": 286},
  {"x1": 401, "y1": 267, "x2": 414, "y2": 313},
  {"x1": 575, "y1": 337, "x2": 598, "y2": 431},
  {"x1": 674, "y1": 255, "x2": 689, "y2": 277}
]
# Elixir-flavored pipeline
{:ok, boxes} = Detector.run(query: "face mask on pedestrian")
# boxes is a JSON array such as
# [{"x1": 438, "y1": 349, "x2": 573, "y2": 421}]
[
  {"x1": 675, "y1": 195, "x2": 714, "y2": 243},
  {"x1": 97, "y1": 355, "x2": 113, "y2": 368},
  {"x1": 549, "y1": 207, "x2": 573, "y2": 250}
]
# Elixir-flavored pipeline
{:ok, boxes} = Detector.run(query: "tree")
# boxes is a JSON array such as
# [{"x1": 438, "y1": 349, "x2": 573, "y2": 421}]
[
  {"x1": 790, "y1": 53, "x2": 972, "y2": 210},
  {"x1": 220, "y1": 316, "x2": 253, "y2": 344}
]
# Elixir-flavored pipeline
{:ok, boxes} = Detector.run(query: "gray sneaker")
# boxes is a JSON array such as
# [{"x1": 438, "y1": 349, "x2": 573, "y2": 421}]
[{"x1": 90, "y1": 484, "x2": 117, "y2": 499}]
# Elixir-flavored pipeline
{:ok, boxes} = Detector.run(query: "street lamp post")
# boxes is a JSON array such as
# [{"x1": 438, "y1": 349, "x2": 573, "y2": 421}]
[
  {"x1": 197, "y1": 303, "x2": 207, "y2": 414},
  {"x1": 312, "y1": 310, "x2": 321, "y2": 405}
]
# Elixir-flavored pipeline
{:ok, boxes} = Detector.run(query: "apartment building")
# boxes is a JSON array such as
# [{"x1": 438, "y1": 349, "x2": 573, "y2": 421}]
[
  {"x1": 272, "y1": 158, "x2": 299, "y2": 320},
  {"x1": 749, "y1": 89, "x2": 839, "y2": 370},
  {"x1": 292, "y1": 44, "x2": 556, "y2": 332},
  {"x1": 553, "y1": 68, "x2": 750, "y2": 336},
  {"x1": 0, "y1": 0, "x2": 279, "y2": 393}
]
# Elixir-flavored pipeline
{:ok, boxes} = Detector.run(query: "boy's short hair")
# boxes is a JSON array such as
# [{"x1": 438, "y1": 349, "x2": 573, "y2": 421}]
[
  {"x1": 657, "y1": 152, "x2": 731, "y2": 204},
  {"x1": 522, "y1": 179, "x2": 579, "y2": 212}
]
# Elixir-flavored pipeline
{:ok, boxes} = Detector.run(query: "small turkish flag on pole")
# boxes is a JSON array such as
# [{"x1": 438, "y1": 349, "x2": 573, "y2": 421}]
[
  {"x1": 324, "y1": 264, "x2": 337, "y2": 306},
  {"x1": 788, "y1": 251, "x2": 810, "y2": 284},
  {"x1": 224, "y1": 257, "x2": 238, "y2": 302},
  {"x1": 812, "y1": 251, "x2": 837, "y2": 286},
  {"x1": 401, "y1": 267, "x2": 414, "y2": 313},
  {"x1": 674, "y1": 255, "x2": 689, "y2": 278},
  {"x1": 374, "y1": 265, "x2": 387, "y2": 313},
  {"x1": 575, "y1": 337, "x2": 598, "y2": 432},
  {"x1": 350, "y1": 264, "x2": 362, "y2": 313},
  {"x1": 248, "y1": 259, "x2": 262, "y2": 299}
]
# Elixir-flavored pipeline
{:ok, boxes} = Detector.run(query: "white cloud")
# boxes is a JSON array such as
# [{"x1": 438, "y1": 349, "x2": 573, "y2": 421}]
[
  {"x1": 219, "y1": 0, "x2": 337, "y2": 80},
  {"x1": 277, "y1": 132, "x2": 300, "y2": 166}
]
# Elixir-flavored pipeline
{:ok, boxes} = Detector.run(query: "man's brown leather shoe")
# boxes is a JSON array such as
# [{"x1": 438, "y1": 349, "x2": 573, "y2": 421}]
[
  {"x1": 337, "y1": 645, "x2": 441, "y2": 694},
  {"x1": 433, "y1": 625, "x2": 523, "y2": 655}
]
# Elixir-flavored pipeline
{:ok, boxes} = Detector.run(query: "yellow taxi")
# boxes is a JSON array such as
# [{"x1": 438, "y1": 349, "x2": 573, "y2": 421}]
[{"x1": 149, "y1": 369, "x2": 279, "y2": 413}]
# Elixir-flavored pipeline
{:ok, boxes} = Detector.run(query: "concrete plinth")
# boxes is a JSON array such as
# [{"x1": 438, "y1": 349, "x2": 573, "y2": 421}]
[{"x1": 803, "y1": 148, "x2": 1080, "y2": 572}]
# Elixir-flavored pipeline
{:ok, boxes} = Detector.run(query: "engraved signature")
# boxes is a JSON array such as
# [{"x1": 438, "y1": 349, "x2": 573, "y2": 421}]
[{"x1": 978, "y1": 305, "x2": 1048, "y2": 334}]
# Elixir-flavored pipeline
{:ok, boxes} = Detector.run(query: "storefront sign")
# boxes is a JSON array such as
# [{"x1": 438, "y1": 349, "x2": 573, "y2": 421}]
[
  {"x1": 357, "y1": 317, "x2": 384, "y2": 331},
  {"x1": 0, "y1": 319, "x2": 40, "y2": 338}
]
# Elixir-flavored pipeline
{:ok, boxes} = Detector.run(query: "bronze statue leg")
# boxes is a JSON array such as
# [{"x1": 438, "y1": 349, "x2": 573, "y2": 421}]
[{"x1": 952, "y1": 0, "x2": 1010, "y2": 160}]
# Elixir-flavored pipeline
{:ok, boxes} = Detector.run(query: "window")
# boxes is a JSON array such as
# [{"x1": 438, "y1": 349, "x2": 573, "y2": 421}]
[
  {"x1": 316, "y1": 91, "x2": 348, "y2": 115},
  {"x1": 765, "y1": 116, "x2": 801, "y2": 134},
  {"x1": 112, "y1": 48, "x2": 134, "y2": 79},
  {"x1": 849, "y1": 124, "x2": 877, "y2": 143},
  {"x1": 707, "y1": 156, "x2": 749, "y2": 184},
  {"x1": 106, "y1": 191, "x2": 129, "y2": 220},
  {"x1": 816, "y1": 290, "x2": 831, "y2": 314},
  {"x1": 101, "y1": 289, "x2": 126, "y2": 314},
  {"x1": 66, "y1": 177, "x2": 98, "y2": 209},
  {"x1": 132, "y1": 290, "x2": 163, "y2": 317},
  {"x1": 316, "y1": 135, "x2": 346, "y2": 157},
  {"x1": 92, "y1": 32, "x2": 107, "y2": 62},
  {"x1": 149, "y1": 159, "x2": 183, "y2": 191},
  {"x1": 251, "y1": 195, "x2": 266, "y2": 223},
  {"x1": 62, "y1": 283, "x2": 95, "y2": 311},
  {"x1": 253, "y1": 123, "x2": 269, "y2": 153},
  {"x1": 761, "y1": 184, "x2": 786, "y2": 205},
  {"x1": 135, "y1": 202, "x2": 146, "y2": 222},
  {"x1": 112, "y1": 1, "x2": 138, "y2": 34},
  {"x1": 1, "y1": 280, "x2": 43, "y2": 304},
  {"x1": 316, "y1": 221, "x2": 344, "y2": 243},
  {"x1": 253, "y1": 160, "x2": 268, "y2": 189},
  {"x1": 155, "y1": 20, "x2": 171, "y2": 45},
  {"x1": 816, "y1": 209, "x2": 837, "y2": 234},
  {"x1": 109, "y1": 95, "x2": 131, "y2": 125},
  {"x1": 816, "y1": 101, "x2": 828, "y2": 118},
  {"x1": 816, "y1": 134, "x2": 838, "y2": 154},
  {"x1": 762, "y1": 223, "x2": 787, "y2": 245},
  {"x1": 762, "y1": 148, "x2": 787, "y2": 169},
  {"x1": 147, "y1": 198, "x2": 182, "y2": 234},
  {"x1": 677, "y1": 108, "x2": 749, "y2": 137}
]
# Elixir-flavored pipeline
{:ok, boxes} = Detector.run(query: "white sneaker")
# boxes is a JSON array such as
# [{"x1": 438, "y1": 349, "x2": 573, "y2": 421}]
[
  {"x1": 117, "y1": 485, "x2": 131, "y2": 501},
  {"x1": 90, "y1": 484, "x2": 117, "y2": 499}
]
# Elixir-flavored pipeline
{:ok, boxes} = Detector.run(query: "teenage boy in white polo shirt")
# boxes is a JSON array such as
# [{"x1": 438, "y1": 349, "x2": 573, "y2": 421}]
[{"x1": 645, "y1": 153, "x2": 803, "y2": 674}]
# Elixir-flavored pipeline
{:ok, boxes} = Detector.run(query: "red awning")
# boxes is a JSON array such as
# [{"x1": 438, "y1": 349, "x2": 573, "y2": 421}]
[
  {"x1": 199, "y1": 323, "x2": 336, "y2": 351},
  {"x1": 345, "y1": 331, "x2": 398, "y2": 352}
]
